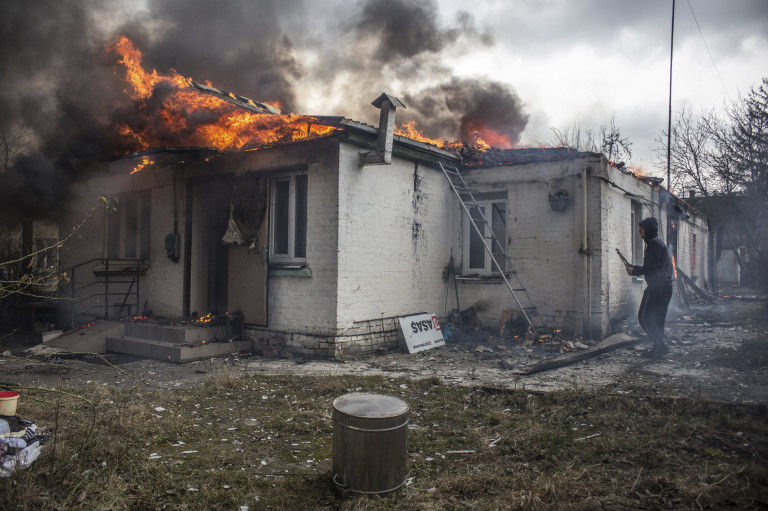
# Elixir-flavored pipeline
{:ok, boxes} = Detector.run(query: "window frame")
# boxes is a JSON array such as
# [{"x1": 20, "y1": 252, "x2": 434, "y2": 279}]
[
  {"x1": 269, "y1": 171, "x2": 308, "y2": 265},
  {"x1": 462, "y1": 198, "x2": 507, "y2": 275},
  {"x1": 107, "y1": 191, "x2": 151, "y2": 261}
]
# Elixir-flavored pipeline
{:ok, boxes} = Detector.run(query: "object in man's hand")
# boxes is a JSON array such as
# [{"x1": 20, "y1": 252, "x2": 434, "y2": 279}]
[{"x1": 615, "y1": 248, "x2": 631, "y2": 267}]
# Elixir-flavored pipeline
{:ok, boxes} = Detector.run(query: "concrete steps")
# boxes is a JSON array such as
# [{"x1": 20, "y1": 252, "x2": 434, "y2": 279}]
[
  {"x1": 105, "y1": 335, "x2": 252, "y2": 364},
  {"x1": 46, "y1": 320, "x2": 252, "y2": 363}
]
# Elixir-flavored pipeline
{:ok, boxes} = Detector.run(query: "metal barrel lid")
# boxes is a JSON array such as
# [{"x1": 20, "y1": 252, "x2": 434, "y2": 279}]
[{"x1": 333, "y1": 392, "x2": 409, "y2": 418}]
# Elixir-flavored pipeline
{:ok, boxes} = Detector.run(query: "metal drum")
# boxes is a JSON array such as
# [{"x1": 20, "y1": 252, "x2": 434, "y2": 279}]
[{"x1": 332, "y1": 392, "x2": 410, "y2": 495}]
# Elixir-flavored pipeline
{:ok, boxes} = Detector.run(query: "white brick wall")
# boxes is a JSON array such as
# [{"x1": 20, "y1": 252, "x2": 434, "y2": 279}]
[
  {"x1": 265, "y1": 153, "x2": 340, "y2": 341},
  {"x1": 61, "y1": 143, "x2": 710, "y2": 355},
  {"x1": 334, "y1": 143, "x2": 453, "y2": 334},
  {"x1": 456, "y1": 158, "x2": 597, "y2": 335},
  {"x1": 448, "y1": 158, "x2": 709, "y2": 339}
]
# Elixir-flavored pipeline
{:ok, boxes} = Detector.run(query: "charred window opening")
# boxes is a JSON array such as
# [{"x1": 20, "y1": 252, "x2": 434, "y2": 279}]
[
  {"x1": 270, "y1": 172, "x2": 307, "y2": 264},
  {"x1": 107, "y1": 192, "x2": 151, "y2": 261},
  {"x1": 464, "y1": 199, "x2": 507, "y2": 274}
]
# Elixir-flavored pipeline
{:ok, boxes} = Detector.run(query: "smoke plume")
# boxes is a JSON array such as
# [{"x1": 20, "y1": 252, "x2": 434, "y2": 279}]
[{"x1": 0, "y1": 0, "x2": 529, "y2": 223}]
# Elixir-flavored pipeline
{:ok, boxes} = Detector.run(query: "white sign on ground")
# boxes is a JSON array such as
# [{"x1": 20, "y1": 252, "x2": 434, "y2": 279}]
[{"x1": 398, "y1": 313, "x2": 445, "y2": 354}]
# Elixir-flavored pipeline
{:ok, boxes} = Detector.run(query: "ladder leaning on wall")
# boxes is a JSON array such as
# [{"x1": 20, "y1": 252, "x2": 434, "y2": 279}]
[{"x1": 439, "y1": 162, "x2": 547, "y2": 336}]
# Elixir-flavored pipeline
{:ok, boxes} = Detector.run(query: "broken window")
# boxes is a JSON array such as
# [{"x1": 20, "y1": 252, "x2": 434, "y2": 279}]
[
  {"x1": 464, "y1": 200, "x2": 507, "y2": 274},
  {"x1": 270, "y1": 172, "x2": 307, "y2": 264},
  {"x1": 107, "y1": 192, "x2": 151, "y2": 261}
]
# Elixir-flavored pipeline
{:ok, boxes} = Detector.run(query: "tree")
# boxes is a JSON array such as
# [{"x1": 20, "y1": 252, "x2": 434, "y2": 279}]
[
  {"x1": 661, "y1": 78, "x2": 768, "y2": 293},
  {"x1": 652, "y1": 105, "x2": 732, "y2": 196},
  {"x1": 0, "y1": 197, "x2": 116, "y2": 335},
  {"x1": 550, "y1": 116, "x2": 632, "y2": 164},
  {"x1": 550, "y1": 123, "x2": 598, "y2": 153},
  {"x1": 723, "y1": 79, "x2": 768, "y2": 291},
  {"x1": 0, "y1": 121, "x2": 32, "y2": 174},
  {"x1": 726, "y1": 78, "x2": 768, "y2": 196},
  {"x1": 599, "y1": 116, "x2": 632, "y2": 165}
]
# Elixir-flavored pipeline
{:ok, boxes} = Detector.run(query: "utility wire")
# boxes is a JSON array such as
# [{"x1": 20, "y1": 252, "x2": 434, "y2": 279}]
[{"x1": 686, "y1": 0, "x2": 731, "y2": 101}]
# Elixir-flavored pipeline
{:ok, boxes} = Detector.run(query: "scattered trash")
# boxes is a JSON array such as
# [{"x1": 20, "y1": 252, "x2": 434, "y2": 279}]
[
  {"x1": 446, "y1": 450, "x2": 475, "y2": 454},
  {"x1": 154, "y1": 406, "x2": 166, "y2": 412},
  {"x1": 574, "y1": 433, "x2": 602, "y2": 441},
  {"x1": 0, "y1": 414, "x2": 49, "y2": 477},
  {"x1": 488, "y1": 437, "x2": 502, "y2": 447}
]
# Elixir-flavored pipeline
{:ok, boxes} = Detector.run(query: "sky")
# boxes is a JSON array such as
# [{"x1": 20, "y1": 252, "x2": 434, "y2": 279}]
[
  {"x1": 1, "y1": 0, "x2": 767, "y2": 216},
  {"x1": 293, "y1": 0, "x2": 767, "y2": 172},
  {"x1": 439, "y1": 0, "x2": 768, "y2": 171}
]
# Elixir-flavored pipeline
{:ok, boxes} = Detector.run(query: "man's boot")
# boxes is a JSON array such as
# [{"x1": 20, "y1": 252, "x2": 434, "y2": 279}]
[{"x1": 647, "y1": 342, "x2": 669, "y2": 359}]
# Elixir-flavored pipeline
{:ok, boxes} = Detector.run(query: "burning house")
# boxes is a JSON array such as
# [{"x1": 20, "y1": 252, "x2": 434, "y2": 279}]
[{"x1": 51, "y1": 39, "x2": 711, "y2": 358}]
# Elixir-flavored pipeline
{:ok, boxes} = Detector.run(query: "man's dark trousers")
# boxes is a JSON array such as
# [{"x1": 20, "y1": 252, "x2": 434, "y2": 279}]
[{"x1": 638, "y1": 285, "x2": 673, "y2": 345}]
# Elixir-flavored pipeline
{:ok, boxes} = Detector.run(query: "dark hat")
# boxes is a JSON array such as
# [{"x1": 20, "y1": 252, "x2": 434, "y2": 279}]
[{"x1": 639, "y1": 217, "x2": 659, "y2": 238}]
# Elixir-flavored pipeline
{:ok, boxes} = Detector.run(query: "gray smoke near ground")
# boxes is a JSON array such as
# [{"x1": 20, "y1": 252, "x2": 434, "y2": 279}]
[{"x1": 0, "y1": 0, "x2": 529, "y2": 223}]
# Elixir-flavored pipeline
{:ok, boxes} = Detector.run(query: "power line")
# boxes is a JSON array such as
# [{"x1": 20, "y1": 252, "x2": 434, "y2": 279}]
[{"x1": 686, "y1": 0, "x2": 732, "y2": 101}]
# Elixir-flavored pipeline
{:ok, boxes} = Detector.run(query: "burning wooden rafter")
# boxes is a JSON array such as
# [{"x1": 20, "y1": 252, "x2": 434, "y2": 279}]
[{"x1": 110, "y1": 37, "x2": 341, "y2": 160}]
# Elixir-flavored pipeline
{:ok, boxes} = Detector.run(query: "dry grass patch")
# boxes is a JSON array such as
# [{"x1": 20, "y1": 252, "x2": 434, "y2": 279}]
[{"x1": 1, "y1": 373, "x2": 766, "y2": 510}]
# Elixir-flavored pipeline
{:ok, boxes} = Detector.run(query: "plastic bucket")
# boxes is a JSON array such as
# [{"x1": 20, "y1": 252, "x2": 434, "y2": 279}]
[
  {"x1": 0, "y1": 391, "x2": 19, "y2": 415},
  {"x1": 332, "y1": 392, "x2": 409, "y2": 496}
]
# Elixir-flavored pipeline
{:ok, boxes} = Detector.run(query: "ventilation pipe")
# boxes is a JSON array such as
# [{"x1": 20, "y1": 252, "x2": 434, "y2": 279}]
[
  {"x1": 359, "y1": 93, "x2": 405, "y2": 166},
  {"x1": 579, "y1": 166, "x2": 593, "y2": 338}
]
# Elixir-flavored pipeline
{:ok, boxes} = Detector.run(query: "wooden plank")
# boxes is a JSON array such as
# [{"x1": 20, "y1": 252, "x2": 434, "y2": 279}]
[{"x1": 503, "y1": 333, "x2": 643, "y2": 375}]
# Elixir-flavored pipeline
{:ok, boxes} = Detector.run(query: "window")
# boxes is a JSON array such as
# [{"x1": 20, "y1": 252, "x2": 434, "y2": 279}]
[
  {"x1": 463, "y1": 199, "x2": 507, "y2": 274},
  {"x1": 107, "y1": 192, "x2": 151, "y2": 260},
  {"x1": 270, "y1": 172, "x2": 307, "y2": 264}
]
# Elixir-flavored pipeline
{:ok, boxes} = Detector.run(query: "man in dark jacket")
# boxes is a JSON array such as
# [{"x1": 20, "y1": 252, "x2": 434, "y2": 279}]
[{"x1": 624, "y1": 217, "x2": 675, "y2": 359}]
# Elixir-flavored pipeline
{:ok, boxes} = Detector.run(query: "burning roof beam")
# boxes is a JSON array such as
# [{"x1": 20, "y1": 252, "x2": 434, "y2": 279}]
[{"x1": 188, "y1": 80, "x2": 282, "y2": 115}]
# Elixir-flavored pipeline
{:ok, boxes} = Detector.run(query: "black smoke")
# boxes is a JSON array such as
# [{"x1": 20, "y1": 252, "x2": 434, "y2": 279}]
[
  {"x1": 315, "y1": 0, "x2": 528, "y2": 146},
  {"x1": 0, "y1": 0, "x2": 130, "y2": 223},
  {"x1": 403, "y1": 78, "x2": 529, "y2": 146},
  {"x1": 0, "y1": 0, "x2": 529, "y2": 223}
]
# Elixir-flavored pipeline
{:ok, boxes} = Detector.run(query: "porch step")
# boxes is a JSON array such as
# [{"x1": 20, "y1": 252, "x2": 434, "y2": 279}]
[
  {"x1": 123, "y1": 322, "x2": 231, "y2": 343},
  {"x1": 106, "y1": 335, "x2": 252, "y2": 364}
]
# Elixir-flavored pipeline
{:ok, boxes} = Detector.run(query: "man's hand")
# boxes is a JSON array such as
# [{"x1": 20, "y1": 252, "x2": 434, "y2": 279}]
[{"x1": 625, "y1": 265, "x2": 634, "y2": 276}]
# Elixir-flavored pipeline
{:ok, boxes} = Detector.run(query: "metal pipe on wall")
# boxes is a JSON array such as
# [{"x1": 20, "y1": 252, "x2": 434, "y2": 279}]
[{"x1": 581, "y1": 166, "x2": 592, "y2": 338}]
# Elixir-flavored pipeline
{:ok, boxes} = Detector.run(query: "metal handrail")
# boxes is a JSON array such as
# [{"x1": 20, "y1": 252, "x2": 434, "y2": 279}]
[{"x1": 62, "y1": 258, "x2": 145, "y2": 329}]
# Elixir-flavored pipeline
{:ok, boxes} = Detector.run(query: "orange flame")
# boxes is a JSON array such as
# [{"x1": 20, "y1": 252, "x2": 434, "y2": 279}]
[
  {"x1": 671, "y1": 255, "x2": 678, "y2": 279},
  {"x1": 463, "y1": 120, "x2": 513, "y2": 150},
  {"x1": 131, "y1": 155, "x2": 155, "y2": 174},
  {"x1": 109, "y1": 37, "x2": 339, "y2": 154},
  {"x1": 393, "y1": 120, "x2": 502, "y2": 151},
  {"x1": 193, "y1": 313, "x2": 215, "y2": 326},
  {"x1": 394, "y1": 120, "x2": 448, "y2": 148}
]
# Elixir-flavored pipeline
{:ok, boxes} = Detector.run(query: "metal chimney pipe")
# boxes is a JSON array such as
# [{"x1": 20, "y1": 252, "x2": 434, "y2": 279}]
[{"x1": 359, "y1": 93, "x2": 406, "y2": 166}]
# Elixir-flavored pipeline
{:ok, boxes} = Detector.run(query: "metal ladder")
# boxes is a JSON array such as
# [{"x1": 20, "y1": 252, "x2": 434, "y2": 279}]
[{"x1": 439, "y1": 162, "x2": 547, "y2": 335}]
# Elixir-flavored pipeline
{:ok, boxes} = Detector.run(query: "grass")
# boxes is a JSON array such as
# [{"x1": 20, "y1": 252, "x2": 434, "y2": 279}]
[{"x1": 1, "y1": 372, "x2": 767, "y2": 510}]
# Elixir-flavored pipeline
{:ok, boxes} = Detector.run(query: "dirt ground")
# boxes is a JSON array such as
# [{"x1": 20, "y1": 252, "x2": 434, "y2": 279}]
[{"x1": 2, "y1": 293, "x2": 767, "y2": 404}]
